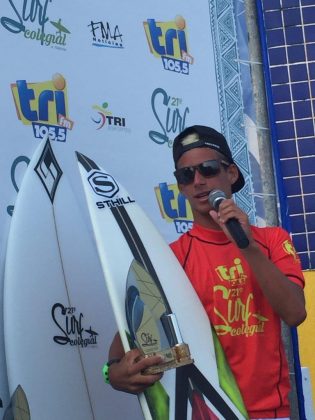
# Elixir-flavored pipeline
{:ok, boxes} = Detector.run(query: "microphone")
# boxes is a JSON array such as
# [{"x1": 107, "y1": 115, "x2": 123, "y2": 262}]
[{"x1": 208, "y1": 189, "x2": 249, "y2": 249}]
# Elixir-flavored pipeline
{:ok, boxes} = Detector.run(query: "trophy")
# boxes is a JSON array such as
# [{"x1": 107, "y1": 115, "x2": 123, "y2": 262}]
[{"x1": 125, "y1": 260, "x2": 194, "y2": 374}]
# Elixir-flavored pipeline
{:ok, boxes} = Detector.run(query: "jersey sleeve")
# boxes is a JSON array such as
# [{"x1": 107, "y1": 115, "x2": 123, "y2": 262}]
[{"x1": 267, "y1": 227, "x2": 305, "y2": 288}]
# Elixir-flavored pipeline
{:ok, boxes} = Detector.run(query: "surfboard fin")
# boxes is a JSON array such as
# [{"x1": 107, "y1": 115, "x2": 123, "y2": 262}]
[{"x1": 3, "y1": 385, "x2": 30, "y2": 420}]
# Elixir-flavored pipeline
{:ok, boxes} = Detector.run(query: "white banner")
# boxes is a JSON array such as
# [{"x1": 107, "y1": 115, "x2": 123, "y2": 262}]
[{"x1": 0, "y1": 0, "x2": 263, "y2": 417}]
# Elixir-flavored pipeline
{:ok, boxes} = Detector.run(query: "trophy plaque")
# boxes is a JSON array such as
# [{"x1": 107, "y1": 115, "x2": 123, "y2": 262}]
[{"x1": 125, "y1": 260, "x2": 193, "y2": 374}]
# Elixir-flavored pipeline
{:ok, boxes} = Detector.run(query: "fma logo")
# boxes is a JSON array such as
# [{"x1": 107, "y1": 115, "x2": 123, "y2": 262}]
[
  {"x1": 88, "y1": 20, "x2": 123, "y2": 48},
  {"x1": 155, "y1": 182, "x2": 193, "y2": 233},
  {"x1": 11, "y1": 73, "x2": 74, "y2": 142},
  {"x1": 143, "y1": 16, "x2": 193, "y2": 75}
]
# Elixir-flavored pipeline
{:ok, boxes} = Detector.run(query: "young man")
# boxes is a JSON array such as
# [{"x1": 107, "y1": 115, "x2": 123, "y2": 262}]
[{"x1": 107, "y1": 125, "x2": 306, "y2": 419}]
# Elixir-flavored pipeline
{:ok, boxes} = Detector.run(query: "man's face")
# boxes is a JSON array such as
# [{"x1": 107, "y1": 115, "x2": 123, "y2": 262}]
[{"x1": 176, "y1": 147, "x2": 239, "y2": 222}]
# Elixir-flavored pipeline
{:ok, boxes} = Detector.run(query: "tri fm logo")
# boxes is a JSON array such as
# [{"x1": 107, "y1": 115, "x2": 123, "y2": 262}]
[
  {"x1": 143, "y1": 16, "x2": 194, "y2": 75},
  {"x1": 155, "y1": 182, "x2": 193, "y2": 233},
  {"x1": 11, "y1": 73, "x2": 74, "y2": 142}
]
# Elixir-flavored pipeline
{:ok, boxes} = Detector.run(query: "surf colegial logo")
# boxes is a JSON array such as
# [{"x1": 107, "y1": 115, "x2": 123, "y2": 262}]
[{"x1": 51, "y1": 303, "x2": 98, "y2": 348}]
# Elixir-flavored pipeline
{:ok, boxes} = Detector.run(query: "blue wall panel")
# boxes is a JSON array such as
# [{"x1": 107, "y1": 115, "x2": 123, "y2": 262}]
[{"x1": 257, "y1": 0, "x2": 315, "y2": 269}]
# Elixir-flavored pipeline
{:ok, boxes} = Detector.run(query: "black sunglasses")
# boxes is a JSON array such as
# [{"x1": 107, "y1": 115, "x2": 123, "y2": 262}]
[{"x1": 174, "y1": 159, "x2": 230, "y2": 185}]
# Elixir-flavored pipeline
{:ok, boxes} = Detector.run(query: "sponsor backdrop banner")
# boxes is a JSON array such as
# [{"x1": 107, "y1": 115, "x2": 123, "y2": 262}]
[{"x1": 0, "y1": 0, "x2": 264, "y2": 417}]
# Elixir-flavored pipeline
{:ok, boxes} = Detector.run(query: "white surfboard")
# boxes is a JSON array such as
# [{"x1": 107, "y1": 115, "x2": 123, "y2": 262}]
[
  {"x1": 0, "y1": 283, "x2": 9, "y2": 418},
  {"x1": 76, "y1": 151, "x2": 248, "y2": 420},
  {"x1": 3, "y1": 138, "x2": 141, "y2": 419}
]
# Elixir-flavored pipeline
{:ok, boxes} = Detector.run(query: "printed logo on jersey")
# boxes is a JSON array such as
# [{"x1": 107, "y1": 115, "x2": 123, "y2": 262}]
[
  {"x1": 213, "y1": 258, "x2": 269, "y2": 337},
  {"x1": 87, "y1": 169, "x2": 135, "y2": 209},
  {"x1": 88, "y1": 19, "x2": 123, "y2": 48},
  {"x1": 155, "y1": 182, "x2": 193, "y2": 233},
  {"x1": 1, "y1": 1, "x2": 70, "y2": 50},
  {"x1": 283, "y1": 239, "x2": 299, "y2": 262},
  {"x1": 215, "y1": 258, "x2": 247, "y2": 287},
  {"x1": 34, "y1": 140, "x2": 62, "y2": 203},
  {"x1": 52, "y1": 303, "x2": 98, "y2": 348},
  {"x1": 149, "y1": 87, "x2": 190, "y2": 147},
  {"x1": 143, "y1": 16, "x2": 193, "y2": 74},
  {"x1": 91, "y1": 101, "x2": 129, "y2": 132},
  {"x1": 11, "y1": 73, "x2": 74, "y2": 142}
]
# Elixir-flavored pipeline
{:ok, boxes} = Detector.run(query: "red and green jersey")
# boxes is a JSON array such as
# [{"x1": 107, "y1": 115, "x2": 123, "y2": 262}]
[{"x1": 170, "y1": 223, "x2": 304, "y2": 419}]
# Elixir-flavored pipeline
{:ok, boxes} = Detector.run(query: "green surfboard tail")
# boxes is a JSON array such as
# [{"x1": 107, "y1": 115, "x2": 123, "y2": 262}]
[
  {"x1": 144, "y1": 382, "x2": 169, "y2": 420},
  {"x1": 125, "y1": 331, "x2": 170, "y2": 420},
  {"x1": 212, "y1": 326, "x2": 249, "y2": 419}
]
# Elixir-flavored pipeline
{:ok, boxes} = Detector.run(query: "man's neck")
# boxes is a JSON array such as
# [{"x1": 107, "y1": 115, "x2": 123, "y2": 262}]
[{"x1": 192, "y1": 212, "x2": 222, "y2": 231}]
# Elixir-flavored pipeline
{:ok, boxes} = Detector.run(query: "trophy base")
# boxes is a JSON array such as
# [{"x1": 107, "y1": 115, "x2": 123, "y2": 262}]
[{"x1": 143, "y1": 343, "x2": 194, "y2": 375}]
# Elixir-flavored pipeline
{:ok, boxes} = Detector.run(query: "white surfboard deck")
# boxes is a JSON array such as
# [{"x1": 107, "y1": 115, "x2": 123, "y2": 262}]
[
  {"x1": 77, "y1": 151, "x2": 247, "y2": 420},
  {"x1": 3, "y1": 138, "x2": 142, "y2": 419}
]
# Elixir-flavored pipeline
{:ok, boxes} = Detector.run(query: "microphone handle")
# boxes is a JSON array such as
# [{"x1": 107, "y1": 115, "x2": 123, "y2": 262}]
[{"x1": 225, "y1": 218, "x2": 249, "y2": 249}]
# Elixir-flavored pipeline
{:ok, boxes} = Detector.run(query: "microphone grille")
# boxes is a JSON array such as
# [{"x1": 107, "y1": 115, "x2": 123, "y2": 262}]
[{"x1": 208, "y1": 189, "x2": 226, "y2": 208}]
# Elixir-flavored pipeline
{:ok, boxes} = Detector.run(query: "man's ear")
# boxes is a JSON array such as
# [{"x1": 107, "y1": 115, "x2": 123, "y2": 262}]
[{"x1": 228, "y1": 164, "x2": 239, "y2": 185}]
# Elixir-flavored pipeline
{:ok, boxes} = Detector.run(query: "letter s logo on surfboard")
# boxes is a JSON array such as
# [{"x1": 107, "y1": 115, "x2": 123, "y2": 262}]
[
  {"x1": 77, "y1": 153, "x2": 135, "y2": 210},
  {"x1": 88, "y1": 171, "x2": 119, "y2": 198}
]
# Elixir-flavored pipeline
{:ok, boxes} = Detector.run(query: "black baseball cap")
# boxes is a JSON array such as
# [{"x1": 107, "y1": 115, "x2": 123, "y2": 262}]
[{"x1": 172, "y1": 125, "x2": 245, "y2": 193}]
